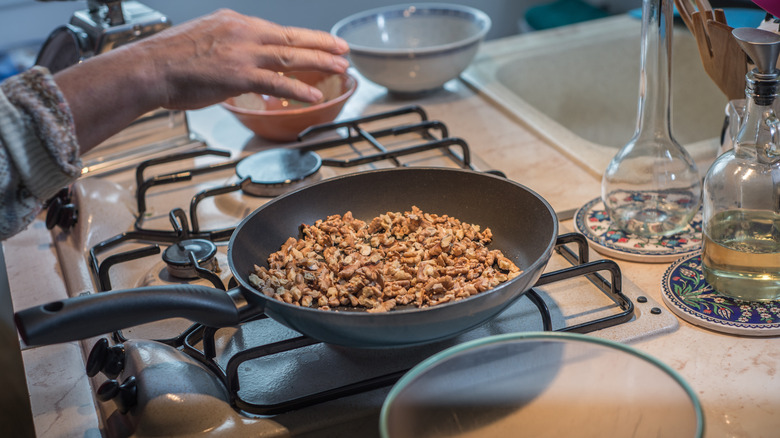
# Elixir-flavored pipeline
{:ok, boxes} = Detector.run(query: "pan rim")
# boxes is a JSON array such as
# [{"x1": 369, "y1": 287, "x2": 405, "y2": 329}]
[{"x1": 228, "y1": 167, "x2": 558, "y2": 317}]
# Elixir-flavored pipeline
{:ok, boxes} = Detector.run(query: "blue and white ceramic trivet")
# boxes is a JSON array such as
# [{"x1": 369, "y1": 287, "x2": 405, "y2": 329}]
[
  {"x1": 662, "y1": 252, "x2": 780, "y2": 336},
  {"x1": 574, "y1": 197, "x2": 702, "y2": 263}
]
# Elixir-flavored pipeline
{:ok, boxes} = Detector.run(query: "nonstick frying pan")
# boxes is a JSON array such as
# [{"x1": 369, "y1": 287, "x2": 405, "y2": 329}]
[{"x1": 16, "y1": 168, "x2": 558, "y2": 348}]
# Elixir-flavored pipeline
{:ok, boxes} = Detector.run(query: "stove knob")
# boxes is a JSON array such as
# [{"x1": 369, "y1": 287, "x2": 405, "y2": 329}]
[
  {"x1": 97, "y1": 376, "x2": 138, "y2": 414},
  {"x1": 45, "y1": 190, "x2": 78, "y2": 231},
  {"x1": 86, "y1": 338, "x2": 125, "y2": 379}
]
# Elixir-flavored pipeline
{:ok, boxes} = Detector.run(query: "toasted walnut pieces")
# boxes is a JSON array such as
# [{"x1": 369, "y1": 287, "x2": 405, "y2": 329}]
[{"x1": 248, "y1": 207, "x2": 522, "y2": 313}]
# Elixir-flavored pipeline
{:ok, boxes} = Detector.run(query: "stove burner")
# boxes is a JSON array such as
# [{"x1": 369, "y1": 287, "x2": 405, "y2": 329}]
[
  {"x1": 162, "y1": 239, "x2": 218, "y2": 279},
  {"x1": 235, "y1": 148, "x2": 322, "y2": 196},
  {"x1": 132, "y1": 105, "x2": 474, "y2": 236}
]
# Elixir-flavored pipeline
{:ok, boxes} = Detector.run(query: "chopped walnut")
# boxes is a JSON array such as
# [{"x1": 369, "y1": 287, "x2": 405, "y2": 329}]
[{"x1": 248, "y1": 206, "x2": 522, "y2": 312}]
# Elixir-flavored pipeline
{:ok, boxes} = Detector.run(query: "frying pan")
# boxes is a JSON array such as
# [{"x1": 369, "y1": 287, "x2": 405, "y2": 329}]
[{"x1": 15, "y1": 168, "x2": 558, "y2": 348}]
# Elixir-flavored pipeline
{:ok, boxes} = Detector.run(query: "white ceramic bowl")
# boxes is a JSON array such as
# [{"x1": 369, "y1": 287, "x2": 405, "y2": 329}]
[{"x1": 331, "y1": 3, "x2": 491, "y2": 94}]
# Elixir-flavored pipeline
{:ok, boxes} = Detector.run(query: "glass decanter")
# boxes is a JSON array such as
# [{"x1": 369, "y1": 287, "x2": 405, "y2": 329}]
[
  {"x1": 701, "y1": 27, "x2": 780, "y2": 301},
  {"x1": 601, "y1": 0, "x2": 701, "y2": 238}
]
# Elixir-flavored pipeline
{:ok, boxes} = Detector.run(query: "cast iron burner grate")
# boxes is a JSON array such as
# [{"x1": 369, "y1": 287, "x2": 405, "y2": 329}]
[
  {"x1": 91, "y1": 231, "x2": 633, "y2": 415},
  {"x1": 130, "y1": 105, "x2": 481, "y2": 237}
]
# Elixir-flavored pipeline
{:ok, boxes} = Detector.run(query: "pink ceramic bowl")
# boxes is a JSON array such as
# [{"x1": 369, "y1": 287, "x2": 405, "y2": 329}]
[{"x1": 222, "y1": 71, "x2": 357, "y2": 142}]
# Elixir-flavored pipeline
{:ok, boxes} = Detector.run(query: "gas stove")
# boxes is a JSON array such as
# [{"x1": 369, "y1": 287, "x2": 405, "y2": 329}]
[{"x1": 38, "y1": 105, "x2": 674, "y2": 437}]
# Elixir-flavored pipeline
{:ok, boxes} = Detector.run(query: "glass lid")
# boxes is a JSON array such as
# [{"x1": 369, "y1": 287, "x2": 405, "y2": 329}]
[{"x1": 380, "y1": 332, "x2": 703, "y2": 438}]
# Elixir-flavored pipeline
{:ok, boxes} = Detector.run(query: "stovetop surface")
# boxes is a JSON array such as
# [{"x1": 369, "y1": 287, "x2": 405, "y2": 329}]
[{"x1": 46, "y1": 105, "x2": 677, "y2": 438}]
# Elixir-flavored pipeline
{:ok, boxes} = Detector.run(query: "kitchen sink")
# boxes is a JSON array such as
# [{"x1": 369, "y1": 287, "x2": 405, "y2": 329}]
[{"x1": 462, "y1": 14, "x2": 728, "y2": 178}]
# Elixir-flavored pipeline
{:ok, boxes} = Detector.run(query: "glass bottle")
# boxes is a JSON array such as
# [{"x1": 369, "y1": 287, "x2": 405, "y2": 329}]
[
  {"x1": 601, "y1": 0, "x2": 701, "y2": 238},
  {"x1": 701, "y1": 27, "x2": 780, "y2": 301}
]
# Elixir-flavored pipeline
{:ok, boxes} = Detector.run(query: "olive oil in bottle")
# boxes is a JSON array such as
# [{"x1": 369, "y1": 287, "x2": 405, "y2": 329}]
[
  {"x1": 702, "y1": 210, "x2": 780, "y2": 301},
  {"x1": 701, "y1": 28, "x2": 780, "y2": 302}
]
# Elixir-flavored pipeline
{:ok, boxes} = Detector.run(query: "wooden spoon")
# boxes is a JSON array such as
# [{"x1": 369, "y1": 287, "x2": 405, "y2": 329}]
[
  {"x1": 676, "y1": 0, "x2": 748, "y2": 100},
  {"x1": 705, "y1": 18, "x2": 749, "y2": 100}
]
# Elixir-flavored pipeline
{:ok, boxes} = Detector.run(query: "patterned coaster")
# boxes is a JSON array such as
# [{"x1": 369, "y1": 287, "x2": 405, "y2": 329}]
[
  {"x1": 574, "y1": 197, "x2": 702, "y2": 263},
  {"x1": 661, "y1": 252, "x2": 780, "y2": 336}
]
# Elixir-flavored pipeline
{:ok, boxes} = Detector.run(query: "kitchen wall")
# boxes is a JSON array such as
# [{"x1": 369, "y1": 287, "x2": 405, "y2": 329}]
[{"x1": 0, "y1": 0, "x2": 641, "y2": 52}]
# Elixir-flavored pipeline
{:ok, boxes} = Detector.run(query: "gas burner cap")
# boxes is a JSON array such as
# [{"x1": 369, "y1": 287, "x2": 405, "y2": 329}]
[
  {"x1": 162, "y1": 239, "x2": 218, "y2": 279},
  {"x1": 236, "y1": 148, "x2": 322, "y2": 196}
]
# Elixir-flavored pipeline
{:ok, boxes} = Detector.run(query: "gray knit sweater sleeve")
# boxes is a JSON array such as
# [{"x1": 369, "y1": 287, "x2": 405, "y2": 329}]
[{"x1": 0, "y1": 66, "x2": 82, "y2": 240}]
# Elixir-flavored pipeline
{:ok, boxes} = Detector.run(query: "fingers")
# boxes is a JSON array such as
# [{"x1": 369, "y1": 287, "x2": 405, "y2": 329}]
[
  {"x1": 243, "y1": 15, "x2": 350, "y2": 74},
  {"x1": 206, "y1": 10, "x2": 351, "y2": 87},
  {"x1": 250, "y1": 70, "x2": 326, "y2": 103},
  {"x1": 252, "y1": 45, "x2": 350, "y2": 75},
  {"x1": 275, "y1": 25, "x2": 350, "y2": 55},
  {"x1": 248, "y1": 17, "x2": 350, "y2": 55}
]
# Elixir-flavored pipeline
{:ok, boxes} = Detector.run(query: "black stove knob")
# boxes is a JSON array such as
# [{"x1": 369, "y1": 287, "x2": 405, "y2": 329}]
[
  {"x1": 96, "y1": 376, "x2": 137, "y2": 414},
  {"x1": 96, "y1": 378, "x2": 119, "y2": 402},
  {"x1": 45, "y1": 189, "x2": 78, "y2": 231},
  {"x1": 86, "y1": 338, "x2": 125, "y2": 379}
]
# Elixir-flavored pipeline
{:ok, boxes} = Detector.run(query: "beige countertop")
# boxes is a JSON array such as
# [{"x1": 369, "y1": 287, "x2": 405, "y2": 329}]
[{"x1": 6, "y1": 70, "x2": 779, "y2": 437}]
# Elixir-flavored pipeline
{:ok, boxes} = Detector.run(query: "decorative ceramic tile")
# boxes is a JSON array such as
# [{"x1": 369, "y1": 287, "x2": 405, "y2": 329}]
[
  {"x1": 574, "y1": 197, "x2": 702, "y2": 263},
  {"x1": 661, "y1": 252, "x2": 780, "y2": 336}
]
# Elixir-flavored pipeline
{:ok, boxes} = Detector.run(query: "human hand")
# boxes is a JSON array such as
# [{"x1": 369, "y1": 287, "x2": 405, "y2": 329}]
[
  {"x1": 134, "y1": 8, "x2": 351, "y2": 110},
  {"x1": 53, "y1": 9, "x2": 350, "y2": 151}
]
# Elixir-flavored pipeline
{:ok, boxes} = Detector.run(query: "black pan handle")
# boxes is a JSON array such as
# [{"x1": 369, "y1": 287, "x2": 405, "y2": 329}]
[{"x1": 15, "y1": 285, "x2": 244, "y2": 347}]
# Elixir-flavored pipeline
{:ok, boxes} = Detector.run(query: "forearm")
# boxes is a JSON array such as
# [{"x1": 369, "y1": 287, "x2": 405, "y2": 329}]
[{"x1": 53, "y1": 43, "x2": 161, "y2": 153}]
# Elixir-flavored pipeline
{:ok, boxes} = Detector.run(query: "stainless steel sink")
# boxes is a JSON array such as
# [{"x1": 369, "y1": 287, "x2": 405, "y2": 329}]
[{"x1": 462, "y1": 15, "x2": 727, "y2": 178}]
